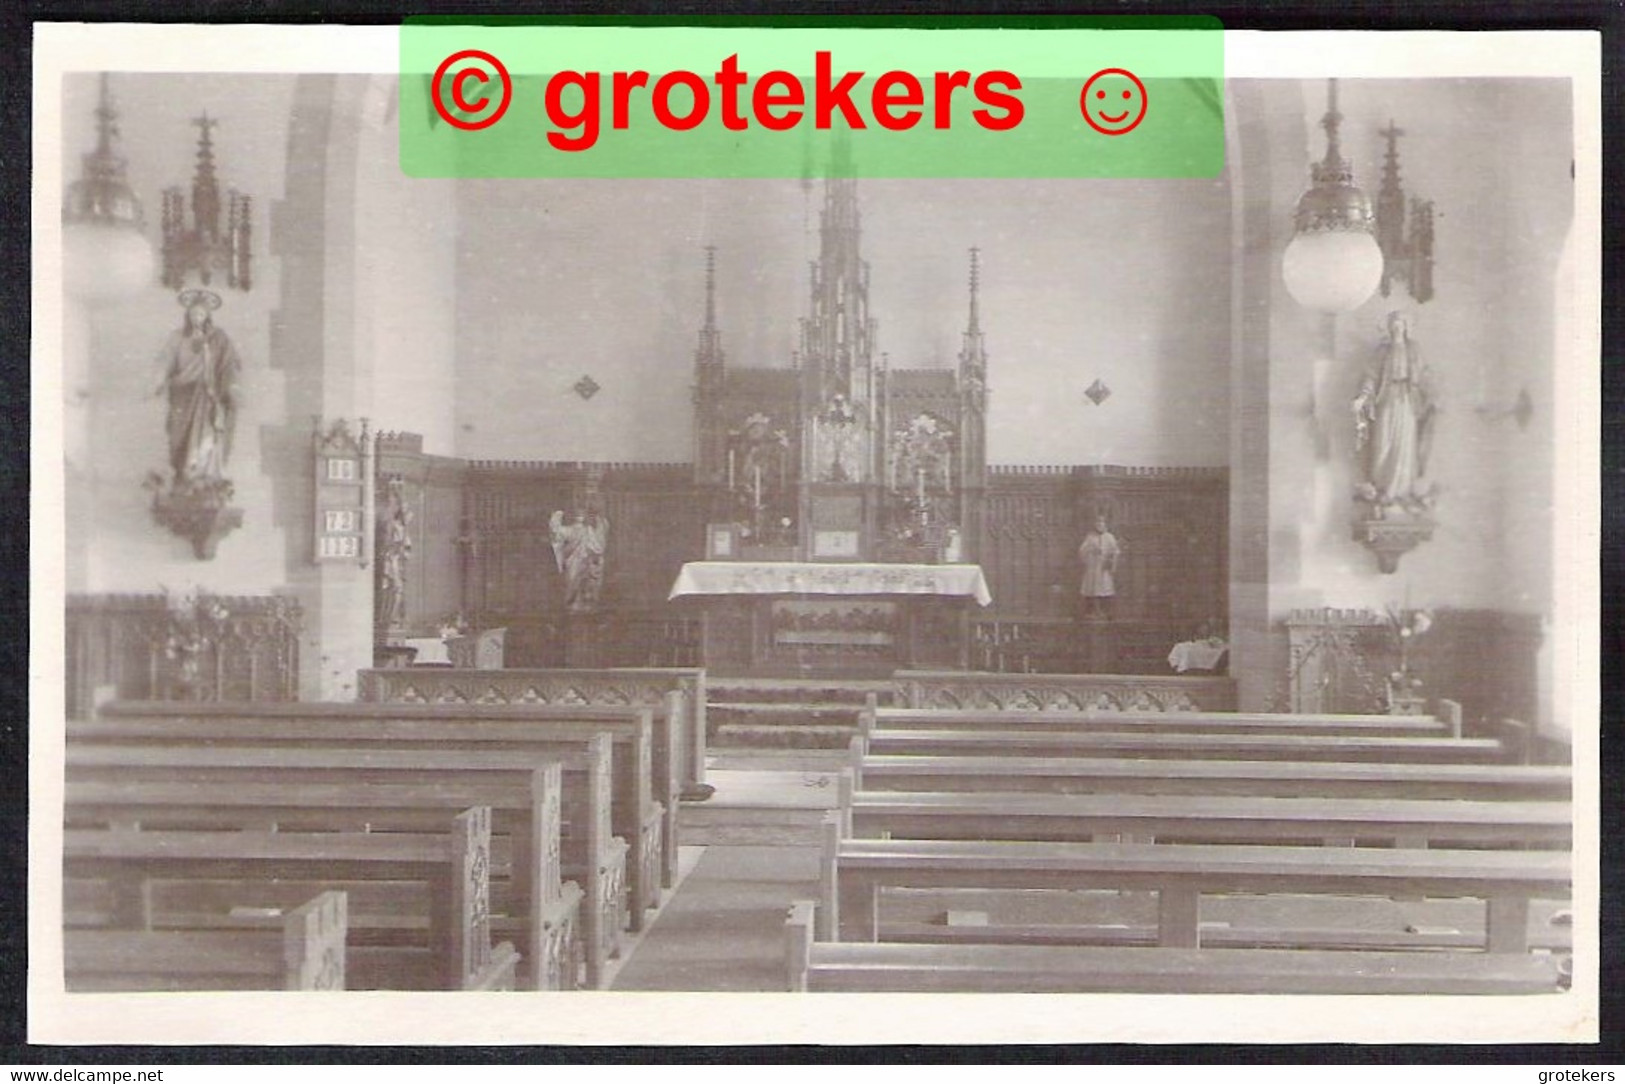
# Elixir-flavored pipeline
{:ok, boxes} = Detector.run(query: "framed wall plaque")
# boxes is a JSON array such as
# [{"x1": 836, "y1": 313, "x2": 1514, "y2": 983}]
[{"x1": 313, "y1": 419, "x2": 368, "y2": 565}]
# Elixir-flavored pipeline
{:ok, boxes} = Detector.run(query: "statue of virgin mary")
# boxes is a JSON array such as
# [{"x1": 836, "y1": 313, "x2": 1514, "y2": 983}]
[{"x1": 1353, "y1": 311, "x2": 1436, "y2": 511}]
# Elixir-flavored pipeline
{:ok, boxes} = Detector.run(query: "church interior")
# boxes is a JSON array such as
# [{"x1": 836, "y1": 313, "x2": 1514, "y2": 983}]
[{"x1": 51, "y1": 68, "x2": 1585, "y2": 1017}]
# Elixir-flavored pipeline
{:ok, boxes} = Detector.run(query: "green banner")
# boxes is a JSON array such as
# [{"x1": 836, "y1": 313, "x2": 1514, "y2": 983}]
[{"x1": 399, "y1": 16, "x2": 1224, "y2": 178}]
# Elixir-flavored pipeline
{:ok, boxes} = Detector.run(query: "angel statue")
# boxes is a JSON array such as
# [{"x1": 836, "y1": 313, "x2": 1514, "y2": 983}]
[
  {"x1": 550, "y1": 507, "x2": 609, "y2": 613},
  {"x1": 1353, "y1": 311, "x2": 1437, "y2": 514}
]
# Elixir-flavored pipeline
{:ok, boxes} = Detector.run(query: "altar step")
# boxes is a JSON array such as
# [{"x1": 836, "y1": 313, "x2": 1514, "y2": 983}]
[
  {"x1": 706, "y1": 677, "x2": 898, "y2": 750},
  {"x1": 706, "y1": 677, "x2": 898, "y2": 704},
  {"x1": 708, "y1": 702, "x2": 863, "y2": 749}
]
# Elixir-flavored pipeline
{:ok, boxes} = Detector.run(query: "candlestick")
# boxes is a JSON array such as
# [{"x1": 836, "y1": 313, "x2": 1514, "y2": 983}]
[
  {"x1": 916, "y1": 467, "x2": 926, "y2": 505},
  {"x1": 753, "y1": 464, "x2": 762, "y2": 509},
  {"x1": 728, "y1": 449, "x2": 735, "y2": 490}
]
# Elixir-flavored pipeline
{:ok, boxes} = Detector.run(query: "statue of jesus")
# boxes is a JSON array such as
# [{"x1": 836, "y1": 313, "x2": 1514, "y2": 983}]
[{"x1": 154, "y1": 290, "x2": 241, "y2": 484}]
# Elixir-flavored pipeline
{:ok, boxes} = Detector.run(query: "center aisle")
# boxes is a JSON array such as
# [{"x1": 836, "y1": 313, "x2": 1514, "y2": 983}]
[
  {"x1": 609, "y1": 764, "x2": 839, "y2": 991},
  {"x1": 608, "y1": 844, "x2": 821, "y2": 991}
]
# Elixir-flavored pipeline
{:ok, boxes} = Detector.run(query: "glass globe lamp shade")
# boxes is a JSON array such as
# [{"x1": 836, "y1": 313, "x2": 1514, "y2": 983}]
[
  {"x1": 1281, "y1": 227, "x2": 1383, "y2": 314},
  {"x1": 64, "y1": 220, "x2": 156, "y2": 303},
  {"x1": 63, "y1": 75, "x2": 156, "y2": 303}
]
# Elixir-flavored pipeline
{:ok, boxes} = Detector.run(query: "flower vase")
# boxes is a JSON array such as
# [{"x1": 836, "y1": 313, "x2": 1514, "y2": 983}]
[{"x1": 1387, "y1": 689, "x2": 1428, "y2": 716}]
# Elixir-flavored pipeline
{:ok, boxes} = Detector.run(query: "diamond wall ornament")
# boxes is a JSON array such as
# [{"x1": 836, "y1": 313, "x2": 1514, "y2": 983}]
[
  {"x1": 1084, "y1": 379, "x2": 1112, "y2": 406},
  {"x1": 573, "y1": 375, "x2": 601, "y2": 400}
]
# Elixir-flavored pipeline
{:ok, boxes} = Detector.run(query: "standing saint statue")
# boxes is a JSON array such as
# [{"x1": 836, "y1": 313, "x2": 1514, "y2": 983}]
[
  {"x1": 550, "y1": 508, "x2": 609, "y2": 613},
  {"x1": 155, "y1": 290, "x2": 241, "y2": 484},
  {"x1": 1353, "y1": 311, "x2": 1437, "y2": 512},
  {"x1": 1078, "y1": 513, "x2": 1121, "y2": 619},
  {"x1": 376, "y1": 482, "x2": 412, "y2": 629}
]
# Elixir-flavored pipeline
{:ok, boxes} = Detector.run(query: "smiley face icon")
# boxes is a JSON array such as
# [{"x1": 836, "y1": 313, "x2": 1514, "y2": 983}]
[{"x1": 1080, "y1": 68, "x2": 1148, "y2": 136}]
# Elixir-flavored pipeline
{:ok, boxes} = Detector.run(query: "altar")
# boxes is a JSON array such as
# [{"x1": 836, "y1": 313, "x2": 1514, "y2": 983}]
[
  {"x1": 669, "y1": 562, "x2": 992, "y2": 676},
  {"x1": 668, "y1": 168, "x2": 997, "y2": 678}
]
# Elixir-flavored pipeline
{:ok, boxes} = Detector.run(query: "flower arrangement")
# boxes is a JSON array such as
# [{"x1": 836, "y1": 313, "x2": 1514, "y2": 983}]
[
  {"x1": 1383, "y1": 604, "x2": 1434, "y2": 712},
  {"x1": 159, "y1": 587, "x2": 231, "y2": 699}
]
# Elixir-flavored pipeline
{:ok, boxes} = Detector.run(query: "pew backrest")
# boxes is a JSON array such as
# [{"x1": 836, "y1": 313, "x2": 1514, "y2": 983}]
[
  {"x1": 851, "y1": 752, "x2": 1572, "y2": 801},
  {"x1": 353, "y1": 667, "x2": 709, "y2": 794},
  {"x1": 85, "y1": 700, "x2": 678, "y2": 900},
  {"x1": 84, "y1": 704, "x2": 659, "y2": 823},
  {"x1": 866, "y1": 705, "x2": 1455, "y2": 739},
  {"x1": 848, "y1": 790, "x2": 1573, "y2": 849},
  {"x1": 862, "y1": 728, "x2": 1511, "y2": 764}
]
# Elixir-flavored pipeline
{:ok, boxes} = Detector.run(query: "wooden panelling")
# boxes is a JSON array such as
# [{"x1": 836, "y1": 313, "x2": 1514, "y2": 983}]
[
  {"x1": 457, "y1": 462, "x2": 704, "y2": 667},
  {"x1": 377, "y1": 451, "x2": 1227, "y2": 675},
  {"x1": 983, "y1": 466, "x2": 1228, "y2": 630},
  {"x1": 66, "y1": 594, "x2": 301, "y2": 717},
  {"x1": 1410, "y1": 609, "x2": 1543, "y2": 737}
]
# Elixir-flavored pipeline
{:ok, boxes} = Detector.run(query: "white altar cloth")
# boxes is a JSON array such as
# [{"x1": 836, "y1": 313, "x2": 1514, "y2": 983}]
[
  {"x1": 669, "y1": 562, "x2": 993, "y2": 606},
  {"x1": 1168, "y1": 638, "x2": 1229, "y2": 673},
  {"x1": 401, "y1": 636, "x2": 452, "y2": 666}
]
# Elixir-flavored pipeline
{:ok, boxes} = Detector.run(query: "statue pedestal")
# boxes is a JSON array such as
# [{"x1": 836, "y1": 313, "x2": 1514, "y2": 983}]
[
  {"x1": 1353, "y1": 514, "x2": 1435, "y2": 574},
  {"x1": 1077, "y1": 614, "x2": 1117, "y2": 672},
  {"x1": 1388, "y1": 693, "x2": 1429, "y2": 716},
  {"x1": 563, "y1": 612, "x2": 610, "y2": 668},
  {"x1": 146, "y1": 474, "x2": 243, "y2": 560}
]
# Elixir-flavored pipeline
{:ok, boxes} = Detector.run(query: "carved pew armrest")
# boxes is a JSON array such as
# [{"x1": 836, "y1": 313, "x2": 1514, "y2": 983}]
[{"x1": 464, "y1": 942, "x2": 523, "y2": 991}]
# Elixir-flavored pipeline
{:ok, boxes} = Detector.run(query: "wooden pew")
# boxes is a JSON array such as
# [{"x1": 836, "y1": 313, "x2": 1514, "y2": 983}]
[
  {"x1": 785, "y1": 901, "x2": 1564, "y2": 995},
  {"x1": 86, "y1": 700, "x2": 674, "y2": 925},
  {"x1": 65, "y1": 890, "x2": 348, "y2": 992},
  {"x1": 65, "y1": 807, "x2": 522, "y2": 991},
  {"x1": 64, "y1": 742, "x2": 620, "y2": 988},
  {"x1": 864, "y1": 701, "x2": 1461, "y2": 739},
  {"x1": 826, "y1": 834, "x2": 1571, "y2": 953},
  {"x1": 851, "y1": 752, "x2": 1572, "y2": 802},
  {"x1": 849, "y1": 791, "x2": 1573, "y2": 850},
  {"x1": 64, "y1": 766, "x2": 584, "y2": 991},
  {"x1": 862, "y1": 728, "x2": 1512, "y2": 764},
  {"x1": 356, "y1": 665, "x2": 712, "y2": 800}
]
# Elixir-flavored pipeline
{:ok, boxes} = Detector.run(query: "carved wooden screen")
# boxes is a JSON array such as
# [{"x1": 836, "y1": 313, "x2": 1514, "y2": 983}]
[
  {"x1": 392, "y1": 424, "x2": 1226, "y2": 675},
  {"x1": 1284, "y1": 608, "x2": 1390, "y2": 714},
  {"x1": 66, "y1": 593, "x2": 302, "y2": 716},
  {"x1": 1283, "y1": 607, "x2": 1542, "y2": 728}
]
